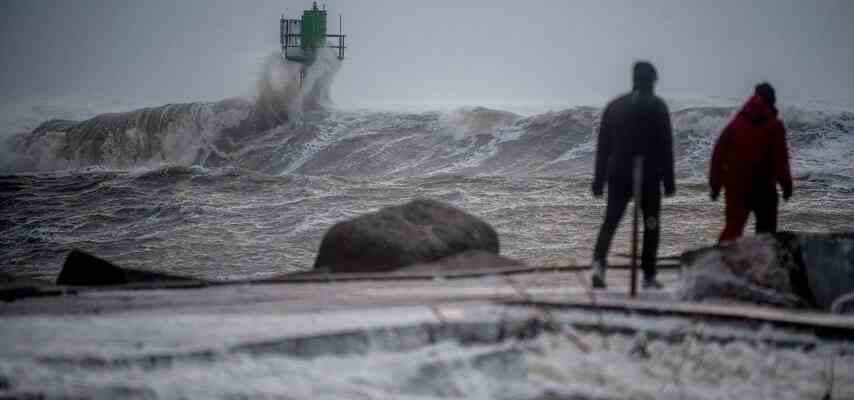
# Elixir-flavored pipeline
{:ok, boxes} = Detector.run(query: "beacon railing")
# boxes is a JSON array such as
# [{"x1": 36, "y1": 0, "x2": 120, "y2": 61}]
[
  {"x1": 280, "y1": 33, "x2": 346, "y2": 61},
  {"x1": 280, "y1": 15, "x2": 346, "y2": 62}
]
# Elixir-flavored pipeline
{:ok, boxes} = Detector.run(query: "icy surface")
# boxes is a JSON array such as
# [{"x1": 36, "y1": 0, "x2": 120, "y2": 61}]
[{"x1": 0, "y1": 303, "x2": 851, "y2": 399}]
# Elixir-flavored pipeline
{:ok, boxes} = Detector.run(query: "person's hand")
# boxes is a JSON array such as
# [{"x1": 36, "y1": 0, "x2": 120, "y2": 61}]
[
  {"x1": 782, "y1": 187, "x2": 792, "y2": 202},
  {"x1": 710, "y1": 189, "x2": 720, "y2": 202},
  {"x1": 592, "y1": 184, "x2": 604, "y2": 199}
]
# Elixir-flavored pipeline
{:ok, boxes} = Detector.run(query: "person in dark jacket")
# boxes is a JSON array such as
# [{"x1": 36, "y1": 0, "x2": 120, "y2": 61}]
[
  {"x1": 709, "y1": 83, "x2": 792, "y2": 243},
  {"x1": 591, "y1": 61, "x2": 676, "y2": 289}
]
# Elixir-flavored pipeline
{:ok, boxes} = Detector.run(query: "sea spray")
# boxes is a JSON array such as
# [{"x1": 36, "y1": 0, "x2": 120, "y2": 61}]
[
  {"x1": 255, "y1": 49, "x2": 341, "y2": 125},
  {"x1": 0, "y1": 51, "x2": 343, "y2": 172}
]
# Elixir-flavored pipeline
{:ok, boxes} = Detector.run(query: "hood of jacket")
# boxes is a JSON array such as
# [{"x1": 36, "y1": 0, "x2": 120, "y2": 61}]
[{"x1": 739, "y1": 95, "x2": 778, "y2": 125}]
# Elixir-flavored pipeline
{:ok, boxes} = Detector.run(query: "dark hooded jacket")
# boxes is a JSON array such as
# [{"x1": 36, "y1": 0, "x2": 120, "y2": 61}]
[
  {"x1": 593, "y1": 91, "x2": 675, "y2": 193},
  {"x1": 709, "y1": 96, "x2": 792, "y2": 197}
]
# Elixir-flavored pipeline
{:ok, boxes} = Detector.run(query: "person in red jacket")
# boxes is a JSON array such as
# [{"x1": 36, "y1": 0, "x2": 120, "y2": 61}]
[{"x1": 709, "y1": 83, "x2": 793, "y2": 243}]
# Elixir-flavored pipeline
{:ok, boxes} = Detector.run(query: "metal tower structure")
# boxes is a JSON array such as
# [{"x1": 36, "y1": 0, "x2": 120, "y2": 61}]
[{"x1": 280, "y1": 2, "x2": 346, "y2": 86}]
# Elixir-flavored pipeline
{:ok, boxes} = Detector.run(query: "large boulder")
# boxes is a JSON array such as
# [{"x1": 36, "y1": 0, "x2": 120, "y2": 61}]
[
  {"x1": 679, "y1": 232, "x2": 854, "y2": 310},
  {"x1": 57, "y1": 249, "x2": 198, "y2": 286},
  {"x1": 677, "y1": 234, "x2": 808, "y2": 308},
  {"x1": 314, "y1": 199, "x2": 500, "y2": 273}
]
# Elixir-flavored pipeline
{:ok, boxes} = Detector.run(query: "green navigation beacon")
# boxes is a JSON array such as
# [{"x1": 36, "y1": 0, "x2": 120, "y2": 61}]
[{"x1": 280, "y1": 2, "x2": 346, "y2": 86}]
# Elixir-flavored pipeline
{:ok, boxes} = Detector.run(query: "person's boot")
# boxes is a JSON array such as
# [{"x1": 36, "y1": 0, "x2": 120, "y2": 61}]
[
  {"x1": 591, "y1": 260, "x2": 607, "y2": 289},
  {"x1": 642, "y1": 275, "x2": 663, "y2": 290}
]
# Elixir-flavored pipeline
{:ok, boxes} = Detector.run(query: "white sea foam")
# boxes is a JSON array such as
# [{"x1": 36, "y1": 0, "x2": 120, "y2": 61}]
[
  {"x1": 0, "y1": 307, "x2": 849, "y2": 399},
  {"x1": 3, "y1": 85, "x2": 852, "y2": 187}
]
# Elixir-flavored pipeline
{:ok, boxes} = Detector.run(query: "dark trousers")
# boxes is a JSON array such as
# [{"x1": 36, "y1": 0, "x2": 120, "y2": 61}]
[
  {"x1": 593, "y1": 179, "x2": 661, "y2": 278},
  {"x1": 719, "y1": 188, "x2": 778, "y2": 243}
]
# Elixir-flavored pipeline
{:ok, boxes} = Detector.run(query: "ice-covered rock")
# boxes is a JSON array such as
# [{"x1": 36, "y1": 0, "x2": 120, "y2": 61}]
[
  {"x1": 679, "y1": 232, "x2": 854, "y2": 311},
  {"x1": 314, "y1": 199, "x2": 500, "y2": 273},
  {"x1": 677, "y1": 235, "x2": 808, "y2": 307}
]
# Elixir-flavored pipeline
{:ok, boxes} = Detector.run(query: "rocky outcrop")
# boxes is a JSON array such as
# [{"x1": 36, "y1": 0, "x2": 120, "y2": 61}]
[
  {"x1": 677, "y1": 235, "x2": 808, "y2": 308},
  {"x1": 57, "y1": 249, "x2": 198, "y2": 286},
  {"x1": 314, "y1": 199, "x2": 501, "y2": 273},
  {"x1": 678, "y1": 232, "x2": 854, "y2": 311}
]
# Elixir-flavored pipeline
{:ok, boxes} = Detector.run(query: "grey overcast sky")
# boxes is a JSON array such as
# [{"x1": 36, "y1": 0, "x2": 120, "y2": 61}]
[{"x1": 1, "y1": 0, "x2": 853, "y2": 109}]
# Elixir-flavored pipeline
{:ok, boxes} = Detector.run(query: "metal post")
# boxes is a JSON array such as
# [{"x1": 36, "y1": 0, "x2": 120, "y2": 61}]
[
  {"x1": 280, "y1": 16, "x2": 285, "y2": 60},
  {"x1": 630, "y1": 156, "x2": 644, "y2": 298},
  {"x1": 339, "y1": 15, "x2": 345, "y2": 60}
]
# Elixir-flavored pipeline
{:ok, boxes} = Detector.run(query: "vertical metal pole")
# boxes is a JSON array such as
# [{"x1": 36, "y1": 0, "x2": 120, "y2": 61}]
[
  {"x1": 339, "y1": 15, "x2": 344, "y2": 59},
  {"x1": 630, "y1": 156, "x2": 643, "y2": 298},
  {"x1": 286, "y1": 14, "x2": 288, "y2": 59}
]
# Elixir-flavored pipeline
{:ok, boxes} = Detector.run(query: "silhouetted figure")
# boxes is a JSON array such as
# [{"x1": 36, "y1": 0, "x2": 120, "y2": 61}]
[
  {"x1": 710, "y1": 83, "x2": 792, "y2": 243},
  {"x1": 591, "y1": 61, "x2": 675, "y2": 290}
]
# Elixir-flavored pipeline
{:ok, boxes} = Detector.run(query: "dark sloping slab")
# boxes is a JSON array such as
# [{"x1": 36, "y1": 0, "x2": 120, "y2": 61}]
[
  {"x1": 57, "y1": 249, "x2": 199, "y2": 286},
  {"x1": 799, "y1": 234, "x2": 854, "y2": 309}
]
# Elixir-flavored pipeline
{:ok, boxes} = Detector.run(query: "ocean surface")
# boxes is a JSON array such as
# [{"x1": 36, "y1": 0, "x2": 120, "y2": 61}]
[
  {"x1": 1, "y1": 91, "x2": 853, "y2": 282},
  {"x1": 2, "y1": 51, "x2": 854, "y2": 398}
]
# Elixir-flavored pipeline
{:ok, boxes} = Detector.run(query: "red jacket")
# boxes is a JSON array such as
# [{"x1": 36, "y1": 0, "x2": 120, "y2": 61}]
[{"x1": 710, "y1": 96, "x2": 792, "y2": 196}]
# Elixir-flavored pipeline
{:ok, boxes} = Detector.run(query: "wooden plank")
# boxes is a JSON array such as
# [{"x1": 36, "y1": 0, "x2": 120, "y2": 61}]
[
  {"x1": 253, "y1": 263, "x2": 679, "y2": 284},
  {"x1": 503, "y1": 297, "x2": 854, "y2": 336}
]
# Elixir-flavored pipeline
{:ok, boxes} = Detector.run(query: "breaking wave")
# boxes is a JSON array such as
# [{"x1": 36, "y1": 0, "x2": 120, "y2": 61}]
[{"x1": 2, "y1": 62, "x2": 852, "y2": 189}]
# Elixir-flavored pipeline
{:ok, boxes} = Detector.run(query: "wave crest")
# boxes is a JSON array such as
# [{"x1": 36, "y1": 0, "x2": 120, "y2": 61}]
[{"x1": 3, "y1": 88, "x2": 853, "y2": 189}]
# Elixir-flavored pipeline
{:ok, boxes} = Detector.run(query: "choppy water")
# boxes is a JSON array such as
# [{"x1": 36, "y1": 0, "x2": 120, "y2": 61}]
[
  {"x1": 1, "y1": 168, "x2": 853, "y2": 282},
  {"x1": 1, "y1": 91, "x2": 854, "y2": 282}
]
